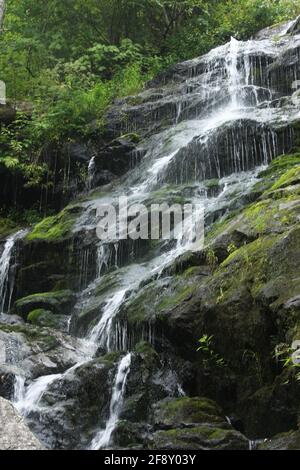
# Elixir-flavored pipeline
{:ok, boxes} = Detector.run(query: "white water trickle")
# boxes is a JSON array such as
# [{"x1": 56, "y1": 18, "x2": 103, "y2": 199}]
[
  {"x1": 90, "y1": 352, "x2": 132, "y2": 450},
  {"x1": 227, "y1": 37, "x2": 240, "y2": 109},
  {"x1": 0, "y1": 230, "x2": 26, "y2": 313},
  {"x1": 15, "y1": 373, "x2": 63, "y2": 416},
  {"x1": 87, "y1": 289, "x2": 127, "y2": 352},
  {"x1": 87, "y1": 156, "x2": 96, "y2": 189},
  {"x1": 13, "y1": 375, "x2": 25, "y2": 403}
]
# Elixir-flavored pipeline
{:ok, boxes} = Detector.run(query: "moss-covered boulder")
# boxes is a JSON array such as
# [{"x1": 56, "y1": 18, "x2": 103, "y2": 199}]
[
  {"x1": 152, "y1": 397, "x2": 224, "y2": 427},
  {"x1": 14, "y1": 290, "x2": 76, "y2": 320},
  {"x1": 26, "y1": 204, "x2": 82, "y2": 243},
  {"x1": 150, "y1": 425, "x2": 248, "y2": 450},
  {"x1": 27, "y1": 309, "x2": 69, "y2": 332},
  {"x1": 149, "y1": 397, "x2": 248, "y2": 450}
]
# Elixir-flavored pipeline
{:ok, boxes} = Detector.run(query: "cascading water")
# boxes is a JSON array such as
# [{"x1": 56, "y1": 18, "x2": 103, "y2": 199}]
[
  {"x1": 0, "y1": 230, "x2": 27, "y2": 313},
  {"x1": 8, "y1": 20, "x2": 300, "y2": 449},
  {"x1": 90, "y1": 353, "x2": 132, "y2": 450}
]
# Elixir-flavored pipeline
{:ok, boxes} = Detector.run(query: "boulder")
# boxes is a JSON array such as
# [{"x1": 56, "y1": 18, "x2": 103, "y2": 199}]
[
  {"x1": 0, "y1": 323, "x2": 88, "y2": 381},
  {"x1": 149, "y1": 397, "x2": 248, "y2": 450},
  {"x1": 0, "y1": 397, "x2": 44, "y2": 450},
  {"x1": 14, "y1": 290, "x2": 76, "y2": 320}
]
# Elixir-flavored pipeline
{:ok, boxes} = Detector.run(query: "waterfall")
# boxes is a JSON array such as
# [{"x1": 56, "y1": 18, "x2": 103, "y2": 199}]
[
  {"x1": 227, "y1": 37, "x2": 240, "y2": 109},
  {"x1": 90, "y1": 353, "x2": 132, "y2": 450},
  {"x1": 13, "y1": 375, "x2": 25, "y2": 403},
  {"x1": 14, "y1": 374, "x2": 63, "y2": 416},
  {"x1": 0, "y1": 230, "x2": 26, "y2": 313},
  {"x1": 87, "y1": 156, "x2": 96, "y2": 190},
  {"x1": 9, "y1": 20, "x2": 300, "y2": 449},
  {"x1": 87, "y1": 289, "x2": 127, "y2": 352}
]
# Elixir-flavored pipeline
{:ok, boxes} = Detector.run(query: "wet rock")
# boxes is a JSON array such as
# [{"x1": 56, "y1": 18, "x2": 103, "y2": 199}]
[
  {"x1": 0, "y1": 367, "x2": 17, "y2": 400},
  {"x1": 0, "y1": 397, "x2": 44, "y2": 450},
  {"x1": 149, "y1": 397, "x2": 248, "y2": 450},
  {"x1": 152, "y1": 397, "x2": 224, "y2": 427},
  {"x1": 268, "y1": 38, "x2": 300, "y2": 95},
  {"x1": 14, "y1": 290, "x2": 76, "y2": 320},
  {"x1": 26, "y1": 356, "x2": 118, "y2": 449},
  {"x1": 27, "y1": 309, "x2": 70, "y2": 333},
  {"x1": 0, "y1": 323, "x2": 87, "y2": 380},
  {"x1": 0, "y1": 313, "x2": 24, "y2": 325},
  {"x1": 288, "y1": 16, "x2": 300, "y2": 36},
  {"x1": 258, "y1": 429, "x2": 300, "y2": 450},
  {"x1": 92, "y1": 135, "x2": 139, "y2": 188}
]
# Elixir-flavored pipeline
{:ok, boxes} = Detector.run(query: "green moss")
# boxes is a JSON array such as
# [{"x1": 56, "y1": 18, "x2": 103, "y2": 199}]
[
  {"x1": 135, "y1": 341, "x2": 159, "y2": 368},
  {"x1": 204, "y1": 178, "x2": 220, "y2": 189},
  {"x1": 206, "y1": 154, "x2": 300, "y2": 243},
  {"x1": 27, "y1": 308, "x2": 51, "y2": 324},
  {"x1": 259, "y1": 154, "x2": 300, "y2": 179},
  {"x1": 0, "y1": 323, "x2": 58, "y2": 348},
  {"x1": 157, "y1": 284, "x2": 197, "y2": 311},
  {"x1": 14, "y1": 289, "x2": 75, "y2": 319},
  {"x1": 243, "y1": 200, "x2": 277, "y2": 232},
  {"x1": 270, "y1": 166, "x2": 300, "y2": 191},
  {"x1": 157, "y1": 397, "x2": 223, "y2": 425},
  {"x1": 143, "y1": 183, "x2": 197, "y2": 207},
  {"x1": 100, "y1": 351, "x2": 121, "y2": 365},
  {"x1": 182, "y1": 266, "x2": 205, "y2": 279},
  {"x1": 154, "y1": 425, "x2": 228, "y2": 442},
  {"x1": 26, "y1": 205, "x2": 81, "y2": 242},
  {"x1": 119, "y1": 132, "x2": 140, "y2": 143},
  {"x1": 0, "y1": 217, "x2": 19, "y2": 238}
]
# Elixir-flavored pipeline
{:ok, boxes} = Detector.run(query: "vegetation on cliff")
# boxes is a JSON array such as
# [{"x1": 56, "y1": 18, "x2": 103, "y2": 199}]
[{"x1": 0, "y1": 0, "x2": 300, "y2": 221}]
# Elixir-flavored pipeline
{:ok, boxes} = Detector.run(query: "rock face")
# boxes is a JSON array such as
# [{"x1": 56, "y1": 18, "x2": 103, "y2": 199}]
[
  {"x1": 1, "y1": 18, "x2": 300, "y2": 450},
  {"x1": 0, "y1": 397, "x2": 44, "y2": 450}
]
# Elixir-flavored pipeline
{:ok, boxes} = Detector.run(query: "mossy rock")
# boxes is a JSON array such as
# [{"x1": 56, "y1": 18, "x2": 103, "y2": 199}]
[
  {"x1": 153, "y1": 397, "x2": 224, "y2": 427},
  {"x1": 258, "y1": 430, "x2": 300, "y2": 450},
  {"x1": 27, "y1": 309, "x2": 69, "y2": 331},
  {"x1": 14, "y1": 290, "x2": 76, "y2": 319},
  {"x1": 26, "y1": 204, "x2": 82, "y2": 242},
  {"x1": 206, "y1": 153, "x2": 300, "y2": 246},
  {"x1": 270, "y1": 165, "x2": 300, "y2": 191},
  {"x1": 0, "y1": 323, "x2": 59, "y2": 349},
  {"x1": 119, "y1": 275, "x2": 198, "y2": 326},
  {"x1": 151, "y1": 425, "x2": 248, "y2": 450}
]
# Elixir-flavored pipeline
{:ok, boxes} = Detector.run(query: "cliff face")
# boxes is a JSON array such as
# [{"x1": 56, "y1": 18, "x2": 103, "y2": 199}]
[{"x1": 0, "y1": 17, "x2": 300, "y2": 450}]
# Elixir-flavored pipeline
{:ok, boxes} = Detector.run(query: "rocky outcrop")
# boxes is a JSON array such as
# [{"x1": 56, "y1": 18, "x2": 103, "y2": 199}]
[
  {"x1": 0, "y1": 323, "x2": 88, "y2": 384},
  {"x1": 258, "y1": 429, "x2": 300, "y2": 450},
  {"x1": 148, "y1": 397, "x2": 248, "y2": 450},
  {"x1": 0, "y1": 397, "x2": 44, "y2": 450}
]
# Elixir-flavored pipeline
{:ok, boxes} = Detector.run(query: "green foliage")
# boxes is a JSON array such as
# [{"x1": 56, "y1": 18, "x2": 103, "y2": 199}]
[
  {"x1": 0, "y1": 0, "x2": 299, "y2": 218},
  {"x1": 274, "y1": 344, "x2": 300, "y2": 383},
  {"x1": 197, "y1": 334, "x2": 226, "y2": 368},
  {"x1": 206, "y1": 247, "x2": 219, "y2": 272}
]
